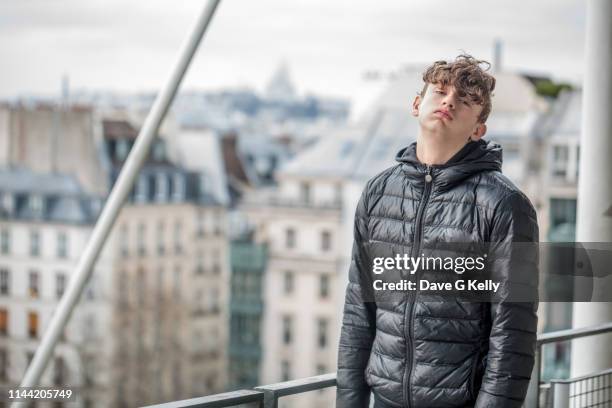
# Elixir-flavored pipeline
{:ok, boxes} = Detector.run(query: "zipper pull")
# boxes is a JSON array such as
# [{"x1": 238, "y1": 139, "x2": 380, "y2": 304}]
[{"x1": 425, "y1": 165, "x2": 433, "y2": 183}]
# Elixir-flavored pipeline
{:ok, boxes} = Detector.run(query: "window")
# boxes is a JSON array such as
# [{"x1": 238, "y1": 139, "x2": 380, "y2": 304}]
[
  {"x1": 334, "y1": 183, "x2": 342, "y2": 205},
  {"x1": 282, "y1": 316, "x2": 292, "y2": 345},
  {"x1": 137, "y1": 223, "x2": 146, "y2": 256},
  {"x1": 317, "y1": 318, "x2": 328, "y2": 348},
  {"x1": 196, "y1": 210, "x2": 205, "y2": 237},
  {"x1": 157, "y1": 221, "x2": 165, "y2": 255},
  {"x1": 0, "y1": 228, "x2": 9, "y2": 254},
  {"x1": 283, "y1": 271, "x2": 294, "y2": 294},
  {"x1": 210, "y1": 287, "x2": 220, "y2": 314},
  {"x1": 56, "y1": 273, "x2": 66, "y2": 299},
  {"x1": 156, "y1": 173, "x2": 167, "y2": 202},
  {"x1": 285, "y1": 228, "x2": 295, "y2": 249},
  {"x1": 174, "y1": 266, "x2": 182, "y2": 298},
  {"x1": 137, "y1": 269, "x2": 146, "y2": 307},
  {"x1": 0, "y1": 348, "x2": 7, "y2": 381},
  {"x1": 135, "y1": 175, "x2": 147, "y2": 203},
  {"x1": 30, "y1": 230, "x2": 40, "y2": 257},
  {"x1": 116, "y1": 139, "x2": 129, "y2": 161},
  {"x1": 321, "y1": 231, "x2": 331, "y2": 252},
  {"x1": 57, "y1": 232, "x2": 68, "y2": 258},
  {"x1": 118, "y1": 270, "x2": 128, "y2": 306},
  {"x1": 120, "y1": 224, "x2": 129, "y2": 258},
  {"x1": 550, "y1": 198, "x2": 577, "y2": 229},
  {"x1": 29, "y1": 271, "x2": 39, "y2": 298},
  {"x1": 552, "y1": 145, "x2": 569, "y2": 178},
  {"x1": 0, "y1": 269, "x2": 9, "y2": 295},
  {"x1": 281, "y1": 360, "x2": 291, "y2": 382},
  {"x1": 156, "y1": 267, "x2": 164, "y2": 303},
  {"x1": 195, "y1": 251, "x2": 205, "y2": 275},
  {"x1": 0, "y1": 309, "x2": 7, "y2": 336},
  {"x1": 30, "y1": 195, "x2": 44, "y2": 215},
  {"x1": 300, "y1": 182, "x2": 311, "y2": 204},
  {"x1": 319, "y1": 274, "x2": 329, "y2": 299},
  {"x1": 212, "y1": 249, "x2": 221, "y2": 274},
  {"x1": 174, "y1": 220, "x2": 183, "y2": 254},
  {"x1": 173, "y1": 173, "x2": 185, "y2": 202},
  {"x1": 28, "y1": 311, "x2": 38, "y2": 338},
  {"x1": 213, "y1": 213, "x2": 223, "y2": 236}
]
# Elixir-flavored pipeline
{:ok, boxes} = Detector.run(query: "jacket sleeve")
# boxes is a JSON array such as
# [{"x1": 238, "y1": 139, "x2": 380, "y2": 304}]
[
  {"x1": 475, "y1": 192, "x2": 540, "y2": 408},
  {"x1": 336, "y1": 186, "x2": 377, "y2": 408}
]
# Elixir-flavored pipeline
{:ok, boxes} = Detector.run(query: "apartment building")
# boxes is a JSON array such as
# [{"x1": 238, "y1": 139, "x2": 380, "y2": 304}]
[
  {"x1": 102, "y1": 120, "x2": 231, "y2": 406},
  {"x1": 0, "y1": 168, "x2": 110, "y2": 408}
]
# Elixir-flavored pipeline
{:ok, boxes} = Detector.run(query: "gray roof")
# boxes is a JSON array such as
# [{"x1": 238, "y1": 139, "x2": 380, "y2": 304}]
[
  {"x1": 0, "y1": 168, "x2": 84, "y2": 195},
  {"x1": 0, "y1": 167, "x2": 100, "y2": 224}
]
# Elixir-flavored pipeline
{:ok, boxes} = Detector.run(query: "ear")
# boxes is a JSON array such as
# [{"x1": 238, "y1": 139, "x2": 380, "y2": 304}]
[
  {"x1": 470, "y1": 123, "x2": 487, "y2": 141},
  {"x1": 412, "y1": 95, "x2": 421, "y2": 117}
]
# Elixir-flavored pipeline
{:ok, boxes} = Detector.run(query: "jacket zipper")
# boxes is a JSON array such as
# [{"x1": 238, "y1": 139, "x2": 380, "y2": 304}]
[{"x1": 403, "y1": 165, "x2": 434, "y2": 408}]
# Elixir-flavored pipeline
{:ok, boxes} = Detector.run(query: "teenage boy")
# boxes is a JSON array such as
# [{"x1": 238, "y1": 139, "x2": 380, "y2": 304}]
[{"x1": 336, "y1": 54, "x2": 539, "y2": 408}]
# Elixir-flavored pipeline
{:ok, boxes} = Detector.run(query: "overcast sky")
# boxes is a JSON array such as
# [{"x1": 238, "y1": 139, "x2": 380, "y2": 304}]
[{"x1": 0, "y1": 0, "x2": 586, "y2": 104}]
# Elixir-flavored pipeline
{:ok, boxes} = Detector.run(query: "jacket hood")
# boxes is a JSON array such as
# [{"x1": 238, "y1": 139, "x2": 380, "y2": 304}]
[{"x1": 395, "y1": 139, "x2": 503, "y2": 190}]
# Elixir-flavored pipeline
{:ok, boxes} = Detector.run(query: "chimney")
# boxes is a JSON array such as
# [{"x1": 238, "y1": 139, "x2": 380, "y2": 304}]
[
  {"x1": 493, "y1": 39, "x2": 503, "y2": 73},
  {"x1": 61, "y1": 74, "x2": 70, "y2": 108}
]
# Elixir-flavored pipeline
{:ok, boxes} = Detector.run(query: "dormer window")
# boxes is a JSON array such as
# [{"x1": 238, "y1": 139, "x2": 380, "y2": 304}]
[
  {"x1": 135, "y1": 175, "x2": 147, "y2": 203},
  {"x1": 1, "y1": 194, "x2": 14, "y2": 215},
  {"x1": 172, "y1": 173, "x2": 184, "y2": 202},
  {"x1": 156, "y1": 173, "x2": 168, "y2": 203},
  {"x1": 199, "y1": 173, "x2": 209, "y2": 199},
  {"x1": 29, "y1": 195, "x2": 44, "y2": 216},
  {"x1": 116, "y1": 140, "x2": 129, "y2": 161}
]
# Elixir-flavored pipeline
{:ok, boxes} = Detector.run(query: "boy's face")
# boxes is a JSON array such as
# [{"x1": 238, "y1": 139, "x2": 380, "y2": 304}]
[{"x1": 412, "y1": 82, "x2": 487, "y2": 143}]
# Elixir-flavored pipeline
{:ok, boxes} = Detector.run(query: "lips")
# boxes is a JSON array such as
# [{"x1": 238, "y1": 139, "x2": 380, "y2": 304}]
[{"x1": 434, "y1": 110, "x2": 452, "y2": 120}]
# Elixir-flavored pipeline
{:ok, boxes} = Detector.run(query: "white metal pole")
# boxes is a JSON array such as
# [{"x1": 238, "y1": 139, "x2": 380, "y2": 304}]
[
  {"x1": 572, "y1": 0, "x2": 612, "y2": 377},
  {"x1": 12, "y1": 1, "x2": 221, "y2": 406},
  {"x1": 551, "y1": 381, "x2": 570, "y2": 408}
]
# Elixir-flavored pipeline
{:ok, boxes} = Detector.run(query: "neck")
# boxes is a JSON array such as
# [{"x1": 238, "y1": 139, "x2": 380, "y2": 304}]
[{"x1": 415, "y1": 131, "x2": 471, "y2": 165}]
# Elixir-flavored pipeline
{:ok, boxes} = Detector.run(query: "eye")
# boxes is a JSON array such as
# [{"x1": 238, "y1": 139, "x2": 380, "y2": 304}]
[
  {"x1": 435, "y1": 89, "x2": 445, "y2": 94},
  {"x1": 462, "y1": 100, "x2": 470, "y2": 106}
]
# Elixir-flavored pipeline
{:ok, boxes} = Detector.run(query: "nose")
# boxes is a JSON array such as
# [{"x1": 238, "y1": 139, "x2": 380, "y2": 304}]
[{"x1": 442, "y1": 93, "x2": 456, "y2": 109}]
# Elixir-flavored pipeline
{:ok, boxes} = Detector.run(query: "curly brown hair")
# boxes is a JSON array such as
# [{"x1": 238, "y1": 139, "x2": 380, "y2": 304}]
[{"x1": 420, "y1": 54, "x2": 496, "y2": 123}]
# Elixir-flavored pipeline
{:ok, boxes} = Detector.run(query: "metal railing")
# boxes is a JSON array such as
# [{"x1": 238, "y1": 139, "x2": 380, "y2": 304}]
[
  {"x1": 549, "y1": 368, "x2": 612, "y2": 408},
  {"x1": 142, "y1": 373, "x2": 336, "y2": 408},
  {"x1": 141, "y1": 323, "x2": 612, "y2": 408},
  {"x1": 526, "y1": 321, "x2": 612, "y2": 408}
]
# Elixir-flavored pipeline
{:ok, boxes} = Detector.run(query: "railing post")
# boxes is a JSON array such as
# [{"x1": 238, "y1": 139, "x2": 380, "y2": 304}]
[
  {"x1": 525, "y1": 344, "x2": 541, "y2": 408},
  {"x1": 550, "y1": 380, "x2": 570, "y2": 408},
  {"x1": 259, "y1": 389, "x2": 278, "y2": 408}
]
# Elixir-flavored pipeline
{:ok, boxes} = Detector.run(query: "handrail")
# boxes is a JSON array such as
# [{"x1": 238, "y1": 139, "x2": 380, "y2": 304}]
[
  {"x1": 143, "y1": 323, "x2": 612, "y2": 408},
  {"x1": 537, "y1": 321, "x2": 612, "y2": 345},
  {"x1": 143, "y1": 390, "x2": 263, "y2": 408},
  {"x1": 140, "y1": 374, "x2": 336, "y2": 408}
]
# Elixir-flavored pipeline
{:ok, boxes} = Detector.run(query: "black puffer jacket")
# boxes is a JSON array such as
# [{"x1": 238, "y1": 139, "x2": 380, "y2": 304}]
[{"x1": 336, "y1": 139, "x2": 539, "y2": 408}]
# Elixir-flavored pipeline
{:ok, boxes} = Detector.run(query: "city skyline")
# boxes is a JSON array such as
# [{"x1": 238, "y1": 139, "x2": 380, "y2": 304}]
[{"x1": 1, "y1": 0, "x2": 585, "y2": 108}]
